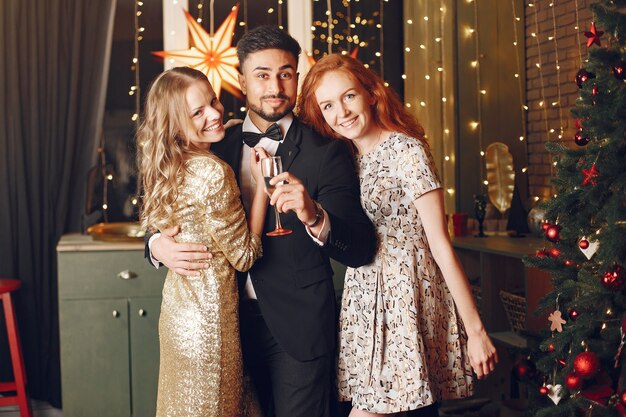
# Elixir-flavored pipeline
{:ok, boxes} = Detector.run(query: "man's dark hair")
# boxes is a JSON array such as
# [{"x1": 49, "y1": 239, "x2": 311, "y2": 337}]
[{"x1": 237, "y1": 25, "x2": 301, "y2": 70}]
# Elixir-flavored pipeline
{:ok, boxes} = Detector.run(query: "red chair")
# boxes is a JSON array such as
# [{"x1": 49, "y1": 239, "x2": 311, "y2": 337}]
[{"x1": 0, "y1": 279, "x2": 33, "y2": 417}]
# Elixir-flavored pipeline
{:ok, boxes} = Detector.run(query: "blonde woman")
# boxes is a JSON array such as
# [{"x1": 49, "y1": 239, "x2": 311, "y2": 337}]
[{"x1": 137, "y1": 66, "x2": 267, "y2": 417}]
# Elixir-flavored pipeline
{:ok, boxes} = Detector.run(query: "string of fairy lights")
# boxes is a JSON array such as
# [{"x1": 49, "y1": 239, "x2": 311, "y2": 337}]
[
  {"x1": 510, "y1": 0, "x2": 529, "y2": 182},
  {"x1": 469, "y1": 0, "x2": 486, "y2": 192},
  {"x1": 326, "y1": 0, "x2": 334, "y2": 54},
  {"x1": 549, "y1": 2, "x2": 565, "y2": 141},
  {"x1": 439, "y1": 5, "x2": 453, "y2": 198},
  {"x1": 97, "y1": 133, "x2": 110, "y2": 221},
  {"x1": 401, "y1": 3, "x2": 454, "y2": 202},
  {"x1": 128, "y1": 0, "x2": 145, "y2": 214},
  {"x1": 196, "y1": 0, "x2": 205, "y2": 23},
  {"x1": 526, "y1": 1, "x2": 585, "y2": 201},
  {"x1": 346, "y1": 0, "x2": 351, "y2": 51},
  {"x1": 530, "y1": 3, "x2": 551, "y2": 154},
  {"x1": 105, "y1": 1, "x2": 587, "y2": 222},
  {"x1": 265, "y1": 1, "x2": 284, "y2": 29},
  {"x1": 401, "y1": 1, "x2": 578, "y2": 209},
  {"x1": 130, "y1": 1, "x2": 143, "y2": 123},
  {"x1": 311, "y1": 0, "x2": 385, "y2": 73},
  {"x1": 574, "y1": 0, "x2": 584, "y2": 67},
  {"x1": 378, "y1": 0, "x2": 384, "y2": 78},
  {"x1": 241, "y1": 0, "x2": 247, "y2": 29}
]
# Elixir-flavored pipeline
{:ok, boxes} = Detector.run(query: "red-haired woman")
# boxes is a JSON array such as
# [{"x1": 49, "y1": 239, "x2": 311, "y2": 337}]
[{"x1": 297, "y1": 54, "x2": 498, "y2": 417}]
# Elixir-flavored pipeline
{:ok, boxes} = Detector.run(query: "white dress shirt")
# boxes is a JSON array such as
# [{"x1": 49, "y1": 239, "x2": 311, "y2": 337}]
[{"x1": 238, "y1": 113, "x2": 329, "y2": 299}]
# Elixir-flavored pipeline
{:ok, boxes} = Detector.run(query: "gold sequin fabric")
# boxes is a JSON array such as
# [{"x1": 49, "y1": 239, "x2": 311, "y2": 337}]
[
  {"x1": 156, "y1": 154, "x2": 263, "y2": 417},
  {"x1": 337, "y1": 134, "x2": 473, "y2": 413}
]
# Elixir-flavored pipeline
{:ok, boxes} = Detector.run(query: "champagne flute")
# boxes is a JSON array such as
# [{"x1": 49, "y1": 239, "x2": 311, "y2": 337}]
[{"x1": 260, "y1": 156, "x2": 293, "y2": 236}]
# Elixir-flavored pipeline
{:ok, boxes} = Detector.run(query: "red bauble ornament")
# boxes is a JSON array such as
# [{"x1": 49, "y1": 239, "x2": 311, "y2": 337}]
[
  {"x1": 512, "y1": 358, "x2": 536, "y2": 381},
  {"x1": 602, "y1": 264, "x2": 626, "y2": 291},
  {"x1": 574, "y1": 131, "x2": 590, "y2": 146},
  {"x1": 547, "y1": 343, "x2": 555, "y2": 352},
  {"x1": 565, "y1": 372, "x2": 583, "y2": 390},
  {"x1": 569, "y1": 308, "x2": 580, "y2": 321},
  {"x1": 575, "y1": 68, "x2": 596, "y2": 88},
  {"x1": 575, "y1": 119, "x2": 584, "y2": 130},
  {"x1": 536, "y1": 249, "x2": 549, "y2": 258},
  {"x1": 580, "y1": 382, "x2": 613, "y2": 405},
  {"x1": 579, "y1": 239, "x2": 590, "y2": 249},
  {"x1": 545, "y1": 224, "x2": 561, "y2": 242},
  {"x1": 584, "y1": 22, "x2": 604, "y2": 47},
  {"x1": 565, "y1": 259, "x2": 575, "y2": 267},
  {"x1": 539, "y1": 385, "x2": 549, "y2": 395},
  {"x1": 615, "y1": 61, "x2": 626, "y2": 81},
  {"x1": 621, "y1": 390, "x2": 626, "y2": 405},
  {"x1": 573, "y1": 351, "x2": 600, "y2": 379},
  {"x1": 592, "y1": 84, "x2": 599, "y2": 96},
  {"x1": 548, "y1": 246, "x2": 561, "y2": 258}
]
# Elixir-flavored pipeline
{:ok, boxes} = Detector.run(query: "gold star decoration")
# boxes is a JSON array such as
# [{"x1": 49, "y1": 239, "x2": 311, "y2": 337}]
[
  {"x1": 153, "y1": 5, "x2": 242, "y2": 99},
  {"x1": 548, "y1": 310, "x2": 566, "y2": 333}
]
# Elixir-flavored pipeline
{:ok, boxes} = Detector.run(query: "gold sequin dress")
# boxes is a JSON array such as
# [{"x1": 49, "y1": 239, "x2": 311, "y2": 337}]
[{"x1": 156, "y1": 154, "x2": 263, "y2": 417}]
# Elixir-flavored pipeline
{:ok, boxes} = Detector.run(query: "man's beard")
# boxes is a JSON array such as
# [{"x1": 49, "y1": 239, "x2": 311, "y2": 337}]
[{"x1": 248, "y1": 95, "x2": 295, "y2": 122}]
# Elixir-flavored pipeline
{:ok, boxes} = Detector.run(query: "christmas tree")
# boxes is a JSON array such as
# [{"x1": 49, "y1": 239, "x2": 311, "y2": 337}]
[{"x1": 523, "y1": 1, "x2": 626, "y2": 416}]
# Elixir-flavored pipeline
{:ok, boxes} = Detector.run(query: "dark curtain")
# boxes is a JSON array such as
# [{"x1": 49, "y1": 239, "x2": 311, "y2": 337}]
[{"x1": 0, "y1": 0, "x2": 116, "y2": 407}]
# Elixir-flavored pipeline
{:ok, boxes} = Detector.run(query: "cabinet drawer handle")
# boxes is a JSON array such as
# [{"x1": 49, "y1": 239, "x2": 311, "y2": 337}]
[
  {"x1": 117, "y1": 270, "x2": 138, "y2": 280},
  {"x1": 138, "y1": 309, "x2": 146, "y2": 317},
  {"x1": 112, "y1": 310, "x2": 120, "y2": 318}
]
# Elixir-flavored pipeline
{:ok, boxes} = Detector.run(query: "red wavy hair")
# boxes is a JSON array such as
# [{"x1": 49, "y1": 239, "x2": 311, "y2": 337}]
[{"x1": 297, "y1": 54, "x2": 425, "y2": 145}]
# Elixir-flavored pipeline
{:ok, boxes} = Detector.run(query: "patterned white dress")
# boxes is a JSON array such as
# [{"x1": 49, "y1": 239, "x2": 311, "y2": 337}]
[{"x1": 337, "y1": 133, "x2": 474, "y2": 413}]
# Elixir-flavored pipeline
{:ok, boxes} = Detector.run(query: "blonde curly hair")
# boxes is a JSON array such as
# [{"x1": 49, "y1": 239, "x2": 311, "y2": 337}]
[{"x1": 136, "y1": 67, "x2": 213, "y2": 232}]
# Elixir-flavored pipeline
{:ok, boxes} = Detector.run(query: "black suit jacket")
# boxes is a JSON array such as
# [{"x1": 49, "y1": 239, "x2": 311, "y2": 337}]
[{"x1": 212, "y1": 117, "x2": 376, "y2": 361}]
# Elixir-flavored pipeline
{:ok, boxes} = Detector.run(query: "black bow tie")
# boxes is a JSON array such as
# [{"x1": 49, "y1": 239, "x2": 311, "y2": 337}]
[{"x1": 242, "y1": 123, "x2": 282, "y2": 148}]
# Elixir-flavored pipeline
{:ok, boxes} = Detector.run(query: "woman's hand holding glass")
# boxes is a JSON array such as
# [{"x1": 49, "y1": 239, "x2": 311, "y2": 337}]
[{"x1": 250, "y1": 147, "x2": 270, "y2": 193}]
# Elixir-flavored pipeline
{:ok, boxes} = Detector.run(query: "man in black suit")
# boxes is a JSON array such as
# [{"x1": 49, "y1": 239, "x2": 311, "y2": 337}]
[{"x1": 148, "y1": 26, "x2": 376, "y2": 417}]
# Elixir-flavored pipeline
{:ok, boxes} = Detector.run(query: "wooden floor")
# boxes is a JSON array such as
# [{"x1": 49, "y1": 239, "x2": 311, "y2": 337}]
[
  {"x1": 0, "y1": 400, "x2": 61, "y2": 417},
  {"x1": 0, "y1": 398, "x2": 525, "y2": 416}
]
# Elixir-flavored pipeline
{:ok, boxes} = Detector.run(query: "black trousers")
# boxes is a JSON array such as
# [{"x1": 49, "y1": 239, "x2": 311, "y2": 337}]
[
  {"x1": 406, "y1": 403, "x2": 439, "y2": 417},
  {"x1": 240, "y1": 300, "x2": 333, "y2": 417}
]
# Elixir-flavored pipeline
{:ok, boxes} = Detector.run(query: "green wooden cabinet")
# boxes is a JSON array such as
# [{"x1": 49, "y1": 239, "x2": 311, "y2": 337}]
[
  {"x1": 129, "y1": 297, "x2": 162, "y2": 417},
  {"x1": 57, "y1": 235, "x2": 166, "y2": 417}
]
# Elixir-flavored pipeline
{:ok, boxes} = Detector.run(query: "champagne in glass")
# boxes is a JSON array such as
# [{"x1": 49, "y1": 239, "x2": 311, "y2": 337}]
[
  {"x1": 264, "y1": 177, "x2": 275, "y2": 194},
  {"x1": 260, "y1": 156, "x2": 292, "y2": 236}
]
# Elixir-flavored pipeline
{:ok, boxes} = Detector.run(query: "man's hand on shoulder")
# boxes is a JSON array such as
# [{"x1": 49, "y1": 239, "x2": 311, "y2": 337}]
[
  {"x1": 151, "y1": 226, "x2": 212, "y2": 277},
  {"x1": 224, "y1": 118, "x2": 244, "y2": 130}
]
